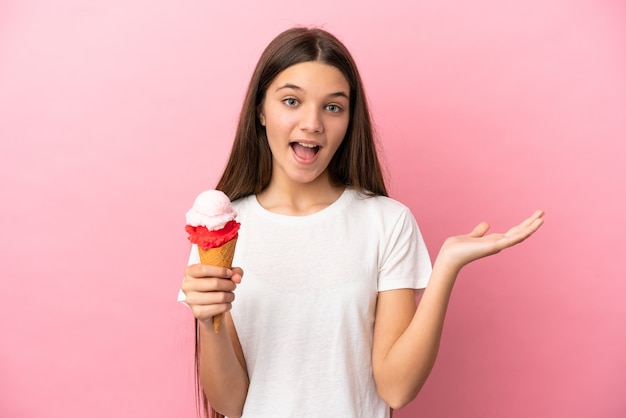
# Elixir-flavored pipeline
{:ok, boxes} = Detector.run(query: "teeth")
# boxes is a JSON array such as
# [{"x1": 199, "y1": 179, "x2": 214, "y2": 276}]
[{"x1": 297, "y1": 142, "x2": 317, "y2": 148}]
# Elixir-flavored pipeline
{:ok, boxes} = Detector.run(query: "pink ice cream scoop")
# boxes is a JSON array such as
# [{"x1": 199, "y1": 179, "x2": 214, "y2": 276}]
[{"x1": 185, "y1": 190, "x2": 241, "y2": 250}]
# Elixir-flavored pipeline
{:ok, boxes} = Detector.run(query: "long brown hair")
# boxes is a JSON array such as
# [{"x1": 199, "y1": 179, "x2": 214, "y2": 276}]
[{"x1": 198, "y1": 27, "x2": 390, "y2": 418}]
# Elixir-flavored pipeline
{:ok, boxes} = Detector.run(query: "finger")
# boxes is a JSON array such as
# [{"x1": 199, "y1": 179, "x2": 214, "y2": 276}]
[
  {"x1": 468, "y1": 222, "x2": 490, "y2": 237},
  {"x1": 501, "y1": 217, "x2": 544, "y2": 247},
  {"x1": 519, "y1": 210, "x2": 545, "y2": 229},
  {"x1": 503, "y1": 210, "x2": 544, "y2": 235},
  {"x1": 186, "y1": 289, "x2": 236, "y2": 307},
  {"x1": 181, "y1": 277, "x2": 237, "y2": 293},
  {"x1": 527, "y1": 217, "x2": 544, "y2": 233},
  {"x1": 230, "y1": 267, "x2": 244, "y2": 284},
  {"x1": 191, "y1": 302, "x2": 233, "y2": 323},
  {"x1": 185, "y1": 263, "x2": 234, "y2": 279}
]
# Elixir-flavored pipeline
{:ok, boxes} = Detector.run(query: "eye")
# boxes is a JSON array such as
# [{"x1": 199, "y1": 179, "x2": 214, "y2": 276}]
[
  {"x1": 283, "y1": 98, "x2": 299, "y2": 107},
  {"x1": 326, "y1": 104, "x2": 343, "y2": 113}
]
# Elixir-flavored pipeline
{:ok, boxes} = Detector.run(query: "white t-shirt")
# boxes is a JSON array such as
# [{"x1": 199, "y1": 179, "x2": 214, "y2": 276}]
[{"x1": 183, "y1": 188, "x2": 431, "y2": 417}]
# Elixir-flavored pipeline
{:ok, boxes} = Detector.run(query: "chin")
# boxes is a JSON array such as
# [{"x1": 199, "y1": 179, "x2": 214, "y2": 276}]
[{"x1": 289, "y1": 171, "x2": 326, "y2": 185}]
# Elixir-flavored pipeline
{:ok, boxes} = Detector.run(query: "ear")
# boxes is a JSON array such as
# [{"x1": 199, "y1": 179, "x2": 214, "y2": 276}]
[{"x1": 259, "y1": 112, "x2": 266, "y2": 126}]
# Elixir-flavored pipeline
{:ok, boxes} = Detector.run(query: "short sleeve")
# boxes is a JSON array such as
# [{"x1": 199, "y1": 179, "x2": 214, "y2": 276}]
[{"x1": 377, "y1": 207, "x2": 432, "y2": 292}]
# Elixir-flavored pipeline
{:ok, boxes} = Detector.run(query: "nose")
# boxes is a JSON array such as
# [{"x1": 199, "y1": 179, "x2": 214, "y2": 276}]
[{"x1": 299, "y1": 105, "x2": 323, "y2": 134}]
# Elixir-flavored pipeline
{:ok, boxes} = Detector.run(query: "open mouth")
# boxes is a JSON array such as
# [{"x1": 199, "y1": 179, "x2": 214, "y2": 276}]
[{"x1": 291, "y1": 142, "x2": 321, "y2": 161}]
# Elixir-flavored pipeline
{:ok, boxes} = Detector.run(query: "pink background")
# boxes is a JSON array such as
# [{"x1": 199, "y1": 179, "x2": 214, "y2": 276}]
[{"x1": 1, "y1": 0, "x2": 625, "y2": 417}]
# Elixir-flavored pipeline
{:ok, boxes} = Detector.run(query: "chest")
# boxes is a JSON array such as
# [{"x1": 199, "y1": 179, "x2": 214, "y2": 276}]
[{"x1": 232, "y1": 215, "x2": 381, "y2": 296}]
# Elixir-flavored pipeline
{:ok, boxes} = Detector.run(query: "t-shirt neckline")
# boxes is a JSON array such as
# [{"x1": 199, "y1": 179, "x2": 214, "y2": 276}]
[{"x1": 249, "y1": 187, "x2": 354, "y2": 222}]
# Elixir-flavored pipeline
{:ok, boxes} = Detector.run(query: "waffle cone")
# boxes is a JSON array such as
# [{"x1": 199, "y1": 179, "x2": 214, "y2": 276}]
[{"x1": 198, "y1": 238, "x2": 237, "y2": 333}]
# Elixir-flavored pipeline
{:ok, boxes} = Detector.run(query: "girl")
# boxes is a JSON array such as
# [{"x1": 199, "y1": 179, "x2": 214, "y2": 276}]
[{"x1": 180, "y1": 27, "x2": 544, "y2": 418}]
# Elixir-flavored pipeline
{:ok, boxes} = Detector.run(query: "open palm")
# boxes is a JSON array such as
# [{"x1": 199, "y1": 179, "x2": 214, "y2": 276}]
[{"x1": 438, "y1": 210, "x2": 545, "y2": 271}]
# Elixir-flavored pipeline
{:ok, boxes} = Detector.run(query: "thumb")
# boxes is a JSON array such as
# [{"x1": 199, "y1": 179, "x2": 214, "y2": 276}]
[
  {"x1": 468, "y1": 222, "x2": 490, "y2": 237},
  {"x1": 230, "y1": 267, "x2": 244, "y2": 284}
]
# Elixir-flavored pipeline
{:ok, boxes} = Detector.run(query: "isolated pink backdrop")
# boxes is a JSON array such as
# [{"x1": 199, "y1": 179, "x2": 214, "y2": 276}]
[{"x1": 1, "y1": 0, "x2": 625, "y2": 417}]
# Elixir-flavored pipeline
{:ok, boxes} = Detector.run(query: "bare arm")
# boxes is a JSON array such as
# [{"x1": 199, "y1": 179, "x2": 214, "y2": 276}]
[
  {"x1": 372, "y1": 210, "x2": 544, "y2": 408},
  {"x1": 182, "y1": 265, "x2": 249, "y2": 417}
]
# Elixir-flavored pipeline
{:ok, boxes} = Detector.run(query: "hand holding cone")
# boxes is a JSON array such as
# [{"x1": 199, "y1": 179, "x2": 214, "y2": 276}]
[{"x1": 185, "y1": 190, "x2": 241, "y2": 333}]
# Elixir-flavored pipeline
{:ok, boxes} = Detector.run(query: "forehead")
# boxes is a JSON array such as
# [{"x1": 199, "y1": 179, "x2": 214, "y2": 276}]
[{"x1": 269, "y1": 61, "x2": 350, "y2": 95}]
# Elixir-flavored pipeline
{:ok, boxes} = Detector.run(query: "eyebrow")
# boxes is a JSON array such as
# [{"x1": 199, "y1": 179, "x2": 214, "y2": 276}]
[{"x1": 275, "y1": 83, "x2": 349, "y2": 100}]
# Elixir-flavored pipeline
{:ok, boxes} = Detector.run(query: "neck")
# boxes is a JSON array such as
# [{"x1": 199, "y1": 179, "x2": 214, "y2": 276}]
[{"x1": 257, "y1": 175, "x2": 345, "y2": 216}]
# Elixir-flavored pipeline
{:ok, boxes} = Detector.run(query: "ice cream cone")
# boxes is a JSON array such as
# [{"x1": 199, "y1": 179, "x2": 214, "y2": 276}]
[
  {"x1": 197, "y1": 238, "x2": 238, "y2": 333},
  {"x1": 186, "y1": 190, "x2": 240, "y2": 333}
]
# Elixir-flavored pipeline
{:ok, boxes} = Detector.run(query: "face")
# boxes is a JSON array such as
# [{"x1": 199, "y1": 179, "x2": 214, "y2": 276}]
[{"x1": 259, "y1": 61, "x2": 350, "y2": 189}]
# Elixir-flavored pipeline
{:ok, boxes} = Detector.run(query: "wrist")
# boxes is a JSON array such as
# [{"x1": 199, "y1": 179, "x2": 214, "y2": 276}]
[
  {"x1": 431, "y1": 254, "x2": 462, "y2": 280},
  {"x1": 198, "y1": 318, "x2": 216, "y2": 332}
]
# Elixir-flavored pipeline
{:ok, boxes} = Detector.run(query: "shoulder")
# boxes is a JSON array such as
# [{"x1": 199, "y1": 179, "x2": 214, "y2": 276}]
[
  {"x1": 347, "y1": 189, "x2": 415, "y2": 220},
  {"x1": 231, "y1": 194, "x2": 255, "y2": 211}
]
